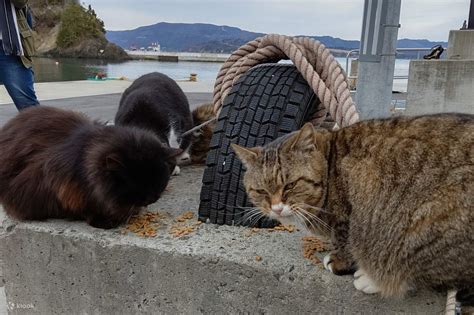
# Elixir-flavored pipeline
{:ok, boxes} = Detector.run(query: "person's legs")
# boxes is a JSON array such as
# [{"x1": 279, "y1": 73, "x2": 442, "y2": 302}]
[{"x1": 0, "y1": 54, "x2": 39, "y2": 111}]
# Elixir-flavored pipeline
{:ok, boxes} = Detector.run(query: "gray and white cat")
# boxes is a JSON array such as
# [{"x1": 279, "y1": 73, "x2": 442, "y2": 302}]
[{"x1": 115, "y1": 72, "x2": 193, "y2": 175}]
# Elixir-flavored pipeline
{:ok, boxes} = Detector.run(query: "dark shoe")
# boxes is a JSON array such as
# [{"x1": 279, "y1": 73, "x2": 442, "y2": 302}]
[{"x1": 423, "y1": 45, "x2": 444, "y2": 60}]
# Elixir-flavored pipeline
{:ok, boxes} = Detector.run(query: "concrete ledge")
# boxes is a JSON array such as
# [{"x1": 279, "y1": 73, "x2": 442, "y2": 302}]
[
  {"x1": 405, "y1": 60, "x2": 474, "y2": 115},
  {"x1": 447, "y1": 30, "x2": 474, "y2": 60},
  {"x1": 0, "y1": 167, "x2": 445, "y2": 314}
]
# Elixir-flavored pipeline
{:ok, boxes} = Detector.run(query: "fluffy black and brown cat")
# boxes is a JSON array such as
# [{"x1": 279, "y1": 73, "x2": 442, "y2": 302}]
[
  {"x1": 115, "y1": 72, "x2": 193, "y2": 174},
  {"x1": 0, "y1": 106, "x2": 181, "y2": 229},
  {"x1": 233, "y1": 113, "x2": 473, "y2": 298},
  {"x1": 190, "y1": 103, "x2": 216, "y2": 164}
]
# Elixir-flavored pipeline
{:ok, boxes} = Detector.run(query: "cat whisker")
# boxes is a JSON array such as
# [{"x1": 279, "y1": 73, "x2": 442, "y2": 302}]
[
  {"x1": 293, "y1": 203, "x2": 334, "y2": 215},
  {"x1": 302, "y1": 211, "x2": 332, "y2": 232},
  {"x1": 215, "y1": 200, "x2": 258, "y2": 210},
  {"x1": 292, "y1": 210, "x2": 314, "y2": 234},
  {"x1": 294, "y1": 206, "x2": 332, "y2": 233},
  {"x1": 238, "y1": 209, "x2": 260, "y2": 223},
  {"x1": 242, "y1": 211, "x2": 265, "y2": 227},
  {"x1": 239, "y1": 209, "x2": 265, "y2": 226},
  {"x1": 295, "y1": 208, "x2": 321, "y2": 233},
  {"x1": 250, "y1": 209, "x2": 267, "y2": 226},
  {"x1": 212, "y1": 200, "x2": 265, "y2": 226}
]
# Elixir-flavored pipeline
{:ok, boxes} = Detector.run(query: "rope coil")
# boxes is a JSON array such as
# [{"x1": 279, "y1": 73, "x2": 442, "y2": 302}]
[{"x1": 212, "y1": 34, "x2": 360, "y2": 128}]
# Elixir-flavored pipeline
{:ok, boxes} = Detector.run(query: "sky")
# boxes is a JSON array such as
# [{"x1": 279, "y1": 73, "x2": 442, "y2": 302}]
[{"x1": 84, "y1": 0, "x2": 471, "y2": 41}]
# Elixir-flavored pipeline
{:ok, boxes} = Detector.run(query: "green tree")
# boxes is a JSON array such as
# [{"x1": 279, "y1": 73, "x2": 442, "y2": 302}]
[{"x1": 56, "y1": 3, "x2": 106, "y2": 48}]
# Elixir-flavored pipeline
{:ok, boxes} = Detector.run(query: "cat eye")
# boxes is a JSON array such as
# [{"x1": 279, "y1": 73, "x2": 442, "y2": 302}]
[
  {"x1": 285, "y1": 182, "x2": 297, "y2": 190},
  {"x1": 250, "y1": 187, "x2": 267, "y2": 195}
]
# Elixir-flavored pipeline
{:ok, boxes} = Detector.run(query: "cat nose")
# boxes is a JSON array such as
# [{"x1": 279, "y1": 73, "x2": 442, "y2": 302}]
[{"x1": 271, "y1": 204, "x2": 284, "y2": 215}]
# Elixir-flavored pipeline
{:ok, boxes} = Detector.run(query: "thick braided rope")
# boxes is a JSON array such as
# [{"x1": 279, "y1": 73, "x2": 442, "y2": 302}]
[{"x1": 213, "y1": 34, "x2": 359, "y2": 127}]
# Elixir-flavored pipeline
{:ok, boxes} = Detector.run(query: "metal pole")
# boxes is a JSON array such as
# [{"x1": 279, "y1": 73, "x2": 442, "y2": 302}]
[
  {"x1": 355, "y1": 0, "x2": 402, "y2": 119},
  {"x1": 468, "y1": 0, "x2": 474, "y2": 29}
]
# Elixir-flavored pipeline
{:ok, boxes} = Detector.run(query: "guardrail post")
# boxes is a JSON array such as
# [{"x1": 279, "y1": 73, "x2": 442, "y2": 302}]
[{"x1": 355, "y1": 0, "x2": 401, "y2": 119}]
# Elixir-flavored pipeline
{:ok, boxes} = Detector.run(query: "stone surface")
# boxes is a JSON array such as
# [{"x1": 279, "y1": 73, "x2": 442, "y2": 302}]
[
  {"x1": 405, "y1": 60, "x2": 474, "y2": 115},
  {"x1": 447, "y1": 30, "x2": 474, "y2": 60},
  {"x1": 0, "y1": 166, "x2": 445, "y2": 314}
]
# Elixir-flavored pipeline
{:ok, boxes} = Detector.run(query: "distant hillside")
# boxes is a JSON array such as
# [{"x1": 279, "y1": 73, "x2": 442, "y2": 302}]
[
  {"x1": 106, "y1": 22, "x2": 447, "y2": 56},
  {"x1": 397, "y1": 38, "x2": 447, "y2": 48},
  {"x1": 106, "y1": 23, "x2": 264, "y2": 53}
]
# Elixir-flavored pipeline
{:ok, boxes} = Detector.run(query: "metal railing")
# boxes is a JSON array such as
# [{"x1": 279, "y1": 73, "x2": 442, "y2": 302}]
[{"x1": 345, "y1": 47, "x2": 445, "y2": 80}]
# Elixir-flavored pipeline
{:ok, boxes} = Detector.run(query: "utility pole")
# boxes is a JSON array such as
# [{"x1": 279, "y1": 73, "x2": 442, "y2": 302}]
[
  {"x1": 355, "y1": 0, "x2": 402, "y2": 119},
  {"x1": 469, "y1": 0, "x2": 474, "y2": 29}
]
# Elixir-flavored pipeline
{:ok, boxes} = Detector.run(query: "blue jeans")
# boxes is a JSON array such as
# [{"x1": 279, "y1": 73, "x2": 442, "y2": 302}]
[{"x1": 0, "y1": 53, "x2": 39, "y2": 111}]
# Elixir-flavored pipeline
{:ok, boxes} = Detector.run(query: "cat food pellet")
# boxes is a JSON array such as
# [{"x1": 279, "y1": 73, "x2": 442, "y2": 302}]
[
  {"x1": 255, "y1": 256, "x2": 262, "y2": 262},
  {"x1": 169, "y1": 223, "x2": 199, "y2": 237},
  {"x1": 273, "y1": 225, "x2": 295, "y2": 233},
  {"x1": 176, "y1": 211, "x2": 194, "y2": 222},
  {"x1": 302, "y1": 236, "x2": 328, "y2": 265},
  {"x1": 124, "y1": 211, "x2": 165, "y2": 237},
  {"x1": 169, "y1": 212, "x2": 201, "y2": 237},
  {"x1": 246, "y1": 225, "x2": 295, "y2": 235}
]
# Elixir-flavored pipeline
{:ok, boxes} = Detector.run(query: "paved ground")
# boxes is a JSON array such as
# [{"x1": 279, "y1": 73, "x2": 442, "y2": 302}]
[{"x1": 0, "y1": 92, "x2": 213, "y2": 126}]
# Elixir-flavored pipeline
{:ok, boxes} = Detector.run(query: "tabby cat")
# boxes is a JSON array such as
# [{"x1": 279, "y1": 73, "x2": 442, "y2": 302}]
[
  {"x1": 0, "y1": 106, "x2": 181, "y2": 229},
  {"x1": 233, "y1": 113, "x2": 474, "y2": 297}
]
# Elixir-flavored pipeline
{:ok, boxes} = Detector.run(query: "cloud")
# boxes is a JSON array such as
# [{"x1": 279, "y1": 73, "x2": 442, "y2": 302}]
[{"x1": 86, "y1": 0, "x2": 470, "y2": 41}]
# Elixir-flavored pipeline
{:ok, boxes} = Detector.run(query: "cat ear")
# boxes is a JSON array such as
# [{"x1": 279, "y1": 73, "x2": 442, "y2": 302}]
[
  {"x1": 231, "y1": 143, "x2": 261, "y2": 167},
  {"x1": 166, "y1": 147, "x2": 184, "y2": 160},
  {"x1": 284, "y1": 123, "x2": 316, "y2": 152},
  {"x1": 106, "y1": 154, "x2": 124, "y2": 170}
]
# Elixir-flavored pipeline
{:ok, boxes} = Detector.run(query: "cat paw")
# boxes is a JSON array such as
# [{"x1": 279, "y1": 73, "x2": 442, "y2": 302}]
[
  {"x1": 353, "y1": 269, "x2": 381, "y2": 294},
  {"x1": 172, "y1": 165, "x2": 181, "y2": 176},
  {"x1": 323, "y1": 252, "x2": 356, "y2": 275},
  {"x1": 323, "y1": 254, "x2": 334, "y2": 273},
  {"x1": 87, "y1": 216, "x2": 121, "y2": 229}
]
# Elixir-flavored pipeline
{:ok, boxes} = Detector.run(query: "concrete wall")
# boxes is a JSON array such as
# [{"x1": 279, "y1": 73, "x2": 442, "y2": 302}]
[
  {"x1": 405, "y1": 60, "x2": 474, "y2": 115},
  {"x1": 0, "y1": 165, "x2": 446, "y2": 314},
  {"x1": 447, "y1": 30, "x2": 474, "y2": 60},
  {"x1": 0, "y1": 219, "x2": 446, "y2": 314}
]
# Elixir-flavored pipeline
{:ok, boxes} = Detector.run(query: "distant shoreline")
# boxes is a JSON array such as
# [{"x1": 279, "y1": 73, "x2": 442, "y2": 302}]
[
  {"x1": 124, "y1": 49, "x2": 428, "y2": 62},
  {"x1": 126, "y1": 51, "x2": 230, "y2": 63}
]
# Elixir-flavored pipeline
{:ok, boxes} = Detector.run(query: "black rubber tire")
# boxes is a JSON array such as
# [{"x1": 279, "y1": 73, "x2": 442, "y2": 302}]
[{"x1": 198, "y1": 63, "x2": 320, "y2": 227}]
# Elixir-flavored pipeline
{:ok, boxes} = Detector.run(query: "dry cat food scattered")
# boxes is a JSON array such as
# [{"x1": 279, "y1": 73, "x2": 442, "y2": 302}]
[
  {"x1": 271, "y1": 225, "x2": 295, "y2": 233},
  {"x1": 169, "y1": 211, "x2": 202, "y2": 237},
  {"x1": 246, "y1": 224, "x2": 295, "y2": 236},
  {"x1": 302, "y1": 236, "x2": 328, "y2": 265},
  {"x1": 124, "y1": 211, "x2": 166, "y2": 237},
  {"x1": 176, "y1": 211, "x2": 194, "y2": 222},
  {"x1": 255, "y1": 256, "x2": 263, "y2": 262}
]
